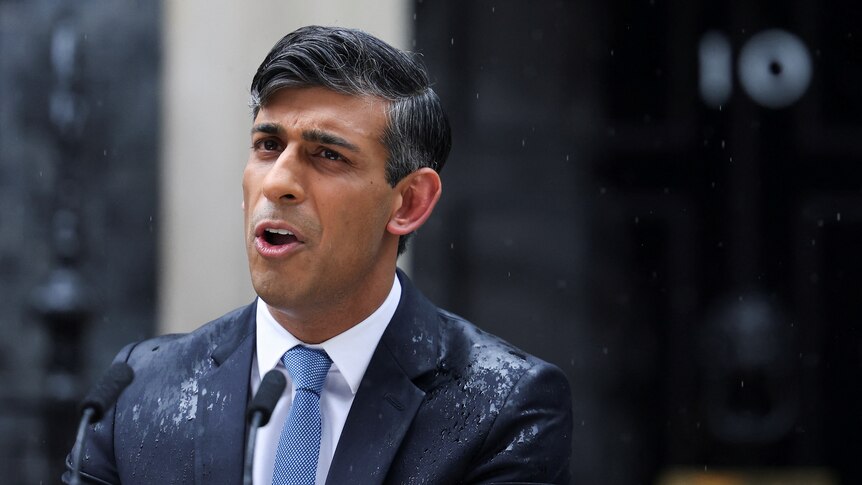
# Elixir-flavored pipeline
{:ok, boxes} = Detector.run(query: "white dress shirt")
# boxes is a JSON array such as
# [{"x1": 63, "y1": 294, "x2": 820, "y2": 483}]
[{"x1": 251, "y1": 275, "x2": 401, "y2": 485}]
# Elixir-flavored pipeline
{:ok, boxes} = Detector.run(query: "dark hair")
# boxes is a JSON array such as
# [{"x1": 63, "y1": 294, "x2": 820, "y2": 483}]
[{"x1": 250, "y1": 26, "x2": 451, "y2": 254}]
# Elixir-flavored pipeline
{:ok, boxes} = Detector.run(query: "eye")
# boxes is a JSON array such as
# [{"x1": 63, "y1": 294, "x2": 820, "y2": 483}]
[
  {"x1": 253, "y1": 138, "x2": 283, "y2": 152},
  {"x1": 315, "y1": 147, "x2": 347, "y2": 162}
]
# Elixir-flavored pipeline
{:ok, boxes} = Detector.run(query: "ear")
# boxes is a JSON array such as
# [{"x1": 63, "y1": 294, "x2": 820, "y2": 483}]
[{"x1": 387, "y1": 168, "x2": 442, "y2": 236}]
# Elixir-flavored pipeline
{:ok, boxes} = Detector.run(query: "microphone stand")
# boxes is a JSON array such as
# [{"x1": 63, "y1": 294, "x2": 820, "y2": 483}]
[
  {"x1": 244, "y1": 411, "x2": 265, "y2": 485},
  {"x1": 69, "y1": 407, "x2": 95, "y2": 485},
  {"x1": 243, "y1": 370, "x2": 286, "y2": 485},
  {"x1": 67, "y1": 362, "x2": 134, "y2": 483}
]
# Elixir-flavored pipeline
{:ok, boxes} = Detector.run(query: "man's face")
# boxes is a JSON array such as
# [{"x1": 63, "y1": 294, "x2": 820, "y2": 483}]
[{"x1": 243, "y1": 87, "x2": 399, "y2": 325}]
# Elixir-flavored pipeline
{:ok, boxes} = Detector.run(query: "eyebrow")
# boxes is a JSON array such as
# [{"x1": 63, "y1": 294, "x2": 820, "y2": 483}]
[
  {"x1": 250, "y1": 122, "x2": 281, "y2": 135},
  {"x1": 302, "y1": 128, "x2": 361, "y2": 153},
  {"x1": 250, "y1": 123, "x2": 362, "y2": 154}
]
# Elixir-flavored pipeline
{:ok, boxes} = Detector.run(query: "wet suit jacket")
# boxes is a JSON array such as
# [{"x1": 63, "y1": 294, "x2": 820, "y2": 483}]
[{"x1": 63, "y1": 270, "x2": 573, "y2": 484}]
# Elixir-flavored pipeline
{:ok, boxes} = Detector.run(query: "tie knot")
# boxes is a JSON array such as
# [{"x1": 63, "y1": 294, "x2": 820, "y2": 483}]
[{"x1": 281, "y1": 346, "x2": 331, "y2": 393}]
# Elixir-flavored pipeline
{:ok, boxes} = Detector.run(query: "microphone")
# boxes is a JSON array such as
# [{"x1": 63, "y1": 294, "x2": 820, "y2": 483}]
[
  {"x1": 243, "y1": 369, "x2": 287, "y2": 485},
  {"x1": 69, "y1": 362, "x2": 134, "y2": 485}
]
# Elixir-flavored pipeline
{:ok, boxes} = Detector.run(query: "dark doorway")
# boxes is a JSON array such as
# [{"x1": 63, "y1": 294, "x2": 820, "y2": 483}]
[{"x1": 413, "y1": 1, "x2": 862, "y2": 483}]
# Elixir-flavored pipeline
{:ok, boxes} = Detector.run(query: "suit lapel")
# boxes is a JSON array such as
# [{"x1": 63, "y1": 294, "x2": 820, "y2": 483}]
[
  {"x1": 326, "y1": 271, "x2": 441, "y2": 485},
  {"x1": 326, "y1": 344, "x2": 425, "y2": 485},
  {"x1": 194, "y1": 302, "x2": 257, "y2": 484}
]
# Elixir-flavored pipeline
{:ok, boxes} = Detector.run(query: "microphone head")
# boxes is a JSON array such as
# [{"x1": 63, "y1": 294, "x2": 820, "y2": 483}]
[
  {"x1": 247, "y1": 369, "x2": 286, "y2": 427},
  {"x1": 79, "y1": 362, "x2": 134, "y2": 423}
]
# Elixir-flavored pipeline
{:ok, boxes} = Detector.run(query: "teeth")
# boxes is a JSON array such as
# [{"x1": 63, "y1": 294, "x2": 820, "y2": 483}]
[{"x1": 265, "y1": 228, "x2": 294, "y2": 236}]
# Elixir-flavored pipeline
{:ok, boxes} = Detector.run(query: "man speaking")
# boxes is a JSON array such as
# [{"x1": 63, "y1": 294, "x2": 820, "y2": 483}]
[{"x1": 64, "y1": 26, "x2": 572, "y2": 484}]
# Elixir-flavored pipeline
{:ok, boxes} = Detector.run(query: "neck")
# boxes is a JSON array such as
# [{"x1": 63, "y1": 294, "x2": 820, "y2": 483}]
[{"x1": 267, "y1": 269, "x2": 396, "y2": 344}]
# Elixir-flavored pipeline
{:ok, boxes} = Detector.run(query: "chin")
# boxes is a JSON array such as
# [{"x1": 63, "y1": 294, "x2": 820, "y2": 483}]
[{"x1": 251, "y1": 274, "x2": 287, "y2": 303}]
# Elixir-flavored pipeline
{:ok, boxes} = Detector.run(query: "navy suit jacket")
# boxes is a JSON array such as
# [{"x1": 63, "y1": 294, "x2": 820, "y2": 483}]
[{"x1": 65, "y1": 272, "x2": 572, "y2": 484}]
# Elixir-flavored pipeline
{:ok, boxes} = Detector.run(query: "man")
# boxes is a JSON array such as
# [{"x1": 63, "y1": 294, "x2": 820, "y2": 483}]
[{"x1": 64, "y1": 26, "x2": 572, "y2": 484}]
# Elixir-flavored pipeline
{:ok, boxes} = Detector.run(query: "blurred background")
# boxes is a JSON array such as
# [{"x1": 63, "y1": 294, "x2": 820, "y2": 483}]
[{"x1": 1, "y1": 0, "x2": 859, "y2": 483}]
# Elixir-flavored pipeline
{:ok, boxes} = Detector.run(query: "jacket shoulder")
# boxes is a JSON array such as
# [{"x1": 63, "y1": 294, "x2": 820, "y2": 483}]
[
  {"x1": 123, "y1": 303, "x2": 255, "y2": 366},
  {"x1": 435, "y1": 309, "x2": 572, "y2": 483},
  {"x1": 387, "y1": 305, "x2": 572, "y2": 483},
  {"x1": 435, "y1": 308, "x2": 563, "y2": 385},
  {"x1": 64, "y1": 303, "x2": 256, "y2": 484}
]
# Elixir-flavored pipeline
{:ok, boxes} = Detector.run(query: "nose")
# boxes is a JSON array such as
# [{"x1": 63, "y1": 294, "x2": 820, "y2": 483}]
[{"x1": 261, "y1": 148, "x2": 305, "y2": 204}]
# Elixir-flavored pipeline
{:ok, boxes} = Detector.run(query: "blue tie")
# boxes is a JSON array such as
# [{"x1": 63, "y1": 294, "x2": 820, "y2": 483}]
[{"x1": 272, "y1": 346, "x2": 332, "y2": 485}]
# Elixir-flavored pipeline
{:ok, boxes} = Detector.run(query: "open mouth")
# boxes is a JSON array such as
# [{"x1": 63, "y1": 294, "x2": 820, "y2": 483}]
[{"x1": 262, "y1": 227, "x2": 299, "y2": 246}]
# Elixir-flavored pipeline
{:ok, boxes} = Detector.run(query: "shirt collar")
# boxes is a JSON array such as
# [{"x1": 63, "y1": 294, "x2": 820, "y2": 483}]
[{"x1": 255, "y1": 274, "x2": 401, "y2": 395}]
